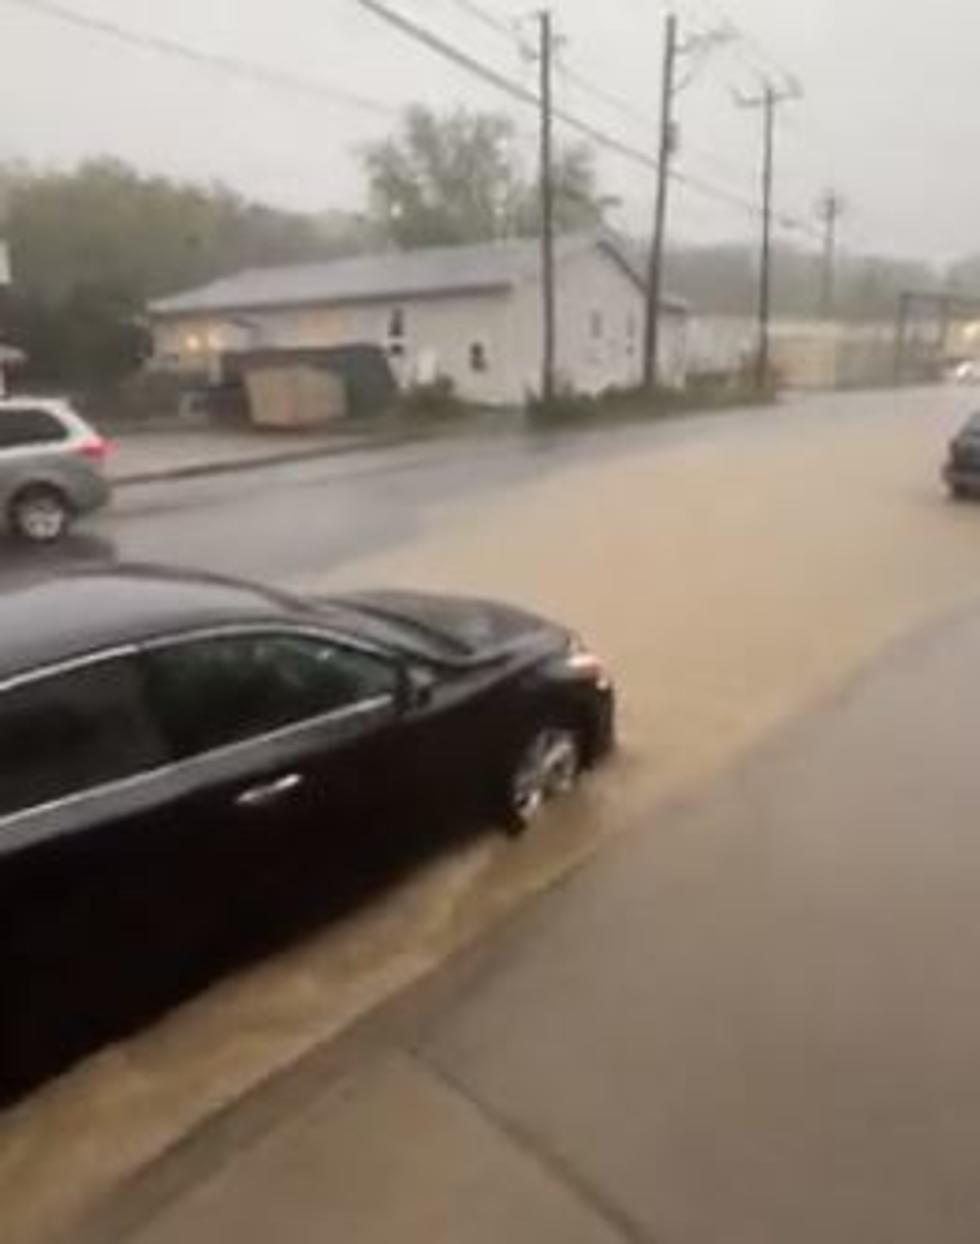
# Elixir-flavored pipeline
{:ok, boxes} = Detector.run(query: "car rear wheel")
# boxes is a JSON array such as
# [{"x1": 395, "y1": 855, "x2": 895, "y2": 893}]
[
  {"x1": 500, "y1": 724, "x2": 582, "y2": 836},
  {"x1": 8, "y1": 485, "x2": 72, "y2": 543}
]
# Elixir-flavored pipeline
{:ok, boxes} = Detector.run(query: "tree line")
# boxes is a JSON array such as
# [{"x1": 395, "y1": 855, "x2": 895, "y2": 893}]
[{"x1": 0, "y1": 105, "x2": 964, "y2": 390}]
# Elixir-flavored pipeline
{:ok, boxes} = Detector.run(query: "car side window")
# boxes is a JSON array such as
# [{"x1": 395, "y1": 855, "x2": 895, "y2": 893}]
[
  {"x1": 142, "y1": 632, "x2": 399, "y2": 759},
  {"x1": 0, "y1": 656, "x2": 170, "y2": 820},
  {"x1": 0, "y1": 408, "x2": 69, "y2": 448}
]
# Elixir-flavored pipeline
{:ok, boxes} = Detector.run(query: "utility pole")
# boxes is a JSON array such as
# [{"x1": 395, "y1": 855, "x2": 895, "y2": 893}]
[
  {"x1": 643, "y1": 19, "x2": 733, "y2": 391},
  {"x1": 894, "y1": 290, "x2": 911, "y2": 384},
  {"x1": 643, "y1": 11, "x2": 678, "y2": 391},
  {"x1": 817, "y1": 191, "x2": 844, "y2": 320},
  {"x1": 736, "y1": 79, "x2": 800, "y2": 390},
  {"x1": 538, "y1": 9, "x2": 556, "y2": 405}
]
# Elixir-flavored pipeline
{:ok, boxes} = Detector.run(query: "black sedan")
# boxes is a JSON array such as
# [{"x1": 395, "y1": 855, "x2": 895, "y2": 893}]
[
  {"x1": 944, "y1": 411, "x2": 980, "y2": 498},
  {"x1": 0, "y1": 565, "x2": 613, "y2": 1091}
]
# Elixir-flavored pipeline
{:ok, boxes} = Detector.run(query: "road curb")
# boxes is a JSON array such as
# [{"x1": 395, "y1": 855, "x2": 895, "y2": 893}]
[{"x1": 110, "y1": 425, "x2": 493, "y2": 488}]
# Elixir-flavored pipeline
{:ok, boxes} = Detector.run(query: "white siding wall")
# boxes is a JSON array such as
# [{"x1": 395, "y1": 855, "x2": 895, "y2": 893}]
[
  {"x1": 151, "y1": 245, "x2": 690, "y2": 404},
  {"x1": 510, "y1": 247, "x2": 687, "y2": 397},
  {"x1": 153, "y1": 292, "x2": 514, "y2": 404}
]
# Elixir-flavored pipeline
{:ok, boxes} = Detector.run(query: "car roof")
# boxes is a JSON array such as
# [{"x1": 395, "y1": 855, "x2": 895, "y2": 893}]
[
  {"x1": 0, "y1": 564, "x2": 308, "y2": 682},
  {"x1": 0, "y1": 395, "x2": 92, "y2": 434},
  {"x1": 0, "y1": 396, "x2": 74, "y2": 414}
]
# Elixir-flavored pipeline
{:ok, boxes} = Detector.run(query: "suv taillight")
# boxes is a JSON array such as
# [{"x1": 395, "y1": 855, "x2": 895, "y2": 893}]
[{"x1": 78, "y1": 435, "x2": 110, "y2": 463}]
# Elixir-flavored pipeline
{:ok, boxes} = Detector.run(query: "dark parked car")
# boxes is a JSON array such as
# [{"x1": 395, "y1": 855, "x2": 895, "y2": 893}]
[
  {"x1": 0, "y1": 565, "x2": 613, "y2": 1092},
  {"x1": 943, "y1": 411, "x2": 980, "y2": 497}
]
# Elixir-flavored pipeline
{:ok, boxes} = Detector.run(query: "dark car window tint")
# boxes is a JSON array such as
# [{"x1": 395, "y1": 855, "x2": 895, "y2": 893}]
[
  {"x1": 0, "y1": 657, "x2": 169, "y2": 819},
  {"x1": 0, "y1": 409, "x2": 69, "y2": 448},
  {"x1": 143, "y1": 633, "x2": 398, "y2": 758}
]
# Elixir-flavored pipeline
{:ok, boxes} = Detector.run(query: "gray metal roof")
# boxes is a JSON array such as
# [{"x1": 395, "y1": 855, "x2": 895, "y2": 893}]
[{"x1": 150, "y1": 233, "x2": 687, "y2": 318}]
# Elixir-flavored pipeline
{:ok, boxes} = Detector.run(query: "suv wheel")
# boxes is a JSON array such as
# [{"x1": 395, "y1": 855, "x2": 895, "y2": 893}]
[{"x1": 8, "y1": 485, "x2": 72, "y2": 543}]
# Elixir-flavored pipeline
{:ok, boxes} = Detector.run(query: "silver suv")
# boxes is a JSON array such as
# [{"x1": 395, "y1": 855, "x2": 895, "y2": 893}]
[{"x1": 0, "y1": 398, "x2": 111, "y2": 542}]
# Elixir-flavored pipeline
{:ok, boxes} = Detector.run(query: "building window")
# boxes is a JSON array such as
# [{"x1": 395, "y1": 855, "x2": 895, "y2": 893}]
[
  {"x1": 589, "y1": 311, "x2": 604, "y2": 340},
  {"x1": 470, "y1": 341, "x2": 488, "y2": 373},
  {"x1": 626, "y1": 312, "x2": 638, "y2": 355}
]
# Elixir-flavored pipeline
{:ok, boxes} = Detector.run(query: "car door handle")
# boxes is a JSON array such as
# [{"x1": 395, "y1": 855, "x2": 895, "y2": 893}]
[{"x1": 235, "y1": 773, "x2": 305, "y2": 811}]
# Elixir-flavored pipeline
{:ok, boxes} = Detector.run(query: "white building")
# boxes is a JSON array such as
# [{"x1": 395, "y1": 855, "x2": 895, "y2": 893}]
[{"x1": 148, "y1": 233, "x2": 688, "y2": 405}]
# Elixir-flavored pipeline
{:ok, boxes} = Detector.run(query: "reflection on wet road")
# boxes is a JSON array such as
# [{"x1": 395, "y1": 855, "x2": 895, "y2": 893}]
[{"x1": 0, "y1": 398, "x2": 891, "y2": 587}]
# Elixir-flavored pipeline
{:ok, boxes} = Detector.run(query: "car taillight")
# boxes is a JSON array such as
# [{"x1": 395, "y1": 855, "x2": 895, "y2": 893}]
[{"x1": 78, "y1": 436, "x2": 110, "y2": 463}]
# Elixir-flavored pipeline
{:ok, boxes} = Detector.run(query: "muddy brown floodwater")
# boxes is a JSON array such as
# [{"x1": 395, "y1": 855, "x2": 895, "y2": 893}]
[{"x1": 4, "y1": 387, "x2": 980, "y2": 1244}]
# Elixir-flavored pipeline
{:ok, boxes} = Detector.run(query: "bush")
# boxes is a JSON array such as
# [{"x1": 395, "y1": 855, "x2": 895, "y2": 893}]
[
  {"x1": 528, "y1": 371, "x2": 780, "y2": 428},
  {"x1": 526, "y1": 383, "x2": 600, "y2": 424},
  {"x1": 400, "y1": 375, "x2": 464, "y2": 419}
]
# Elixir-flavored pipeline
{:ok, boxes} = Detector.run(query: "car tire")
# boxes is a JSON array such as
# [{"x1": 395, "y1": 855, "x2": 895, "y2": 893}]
[
  {"x1": 8, "y1": 485, "x2": 72, "y2": 543},
  {"x1": 498, "y1": 722, "x2": 583, "y2": 837}
]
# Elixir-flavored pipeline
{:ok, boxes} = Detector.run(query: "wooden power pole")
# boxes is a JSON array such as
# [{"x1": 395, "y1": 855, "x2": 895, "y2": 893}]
[
  {"x1": 817, "y1": 191, "x2": 844, "y2": 320},
  {"x1": 538, "y1": 9, "x2": 556, "y2": 404},
  {"x1": 737, "y1": 79, "x2": 800, "y2": 390},
  {"x1": 643, "y1": 11, "x2": 678, "y2": 391}
]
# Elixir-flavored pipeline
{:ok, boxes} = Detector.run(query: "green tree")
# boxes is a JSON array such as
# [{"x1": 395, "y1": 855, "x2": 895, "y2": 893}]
[
  {"x1": 0, "y1": 158, "x2": 359, "y2": 387},
  {"x1": 363, "y1": 106, "x2": 609, "y2": 248}
]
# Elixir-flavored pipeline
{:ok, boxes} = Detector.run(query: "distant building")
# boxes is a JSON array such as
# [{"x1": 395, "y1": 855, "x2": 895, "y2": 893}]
[
  {"x1": 147, "y1": 233, "x2": 689, "y2": 406},
  {"x1": 686, "y1": 313, "x2": 907, "y2": 390}
]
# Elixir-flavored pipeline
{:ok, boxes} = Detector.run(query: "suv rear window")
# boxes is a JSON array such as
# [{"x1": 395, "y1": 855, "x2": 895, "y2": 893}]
[
  {"x1": 0, "y1": 408, "x2": 69, "y2": 448},
  {"x1": 0, "y1": 656, "x2": 169, "y2": 819}
]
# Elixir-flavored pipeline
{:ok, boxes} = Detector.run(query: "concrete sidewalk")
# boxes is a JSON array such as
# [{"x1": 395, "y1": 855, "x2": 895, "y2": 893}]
[
  {"x1": 106, "y1": 414, "x2": 512, "y2": 486},
  {"x1": 72, "y1": 601, "x2": 980, "y2": 1244}
]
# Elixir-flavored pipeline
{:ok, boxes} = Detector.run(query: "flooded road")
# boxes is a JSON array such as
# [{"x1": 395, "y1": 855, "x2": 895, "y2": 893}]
[{"x1": 4, "y1": 386, "x2": 980, "y2": 1243}]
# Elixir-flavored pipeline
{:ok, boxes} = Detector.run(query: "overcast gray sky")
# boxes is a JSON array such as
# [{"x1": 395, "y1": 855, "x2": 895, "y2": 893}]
[{"x1": 0, "y1": 0, "x2": 974, "y2": 262}]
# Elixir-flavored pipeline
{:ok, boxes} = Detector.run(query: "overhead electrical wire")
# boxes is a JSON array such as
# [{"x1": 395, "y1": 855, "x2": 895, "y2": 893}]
[
  {"x1": 355, "y1": 0, "x2": 822, "y2": 237},
  {"x1": 5, "y1": 0, "x2": 825, "y2": 240},
  {"x1": 1, "y1": 0, "x2": 399, "y2": 118}
]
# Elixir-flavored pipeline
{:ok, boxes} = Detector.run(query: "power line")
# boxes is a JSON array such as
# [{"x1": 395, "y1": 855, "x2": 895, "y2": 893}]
[
  {"x1": 448, "y1": 0, "x2": 657, "y2": 132},
  {"x1": 7, "y1": 0, "x2": 825, "y2": 241},
  {"x1": 2, "y1": 0, "x2": 398, "y2": 118},
  {"x1": 445, "y1": 0, "x2": 526, "y2": 43},
  {"x1": 692, "y1": 0, "x2": 800, "y2": 91},
  {"x1": 355, "y1": 0, "x2": 821, "y2": 235},
  {"x1": 736, "y1": 79, "x2": 802, "y2": 386}
]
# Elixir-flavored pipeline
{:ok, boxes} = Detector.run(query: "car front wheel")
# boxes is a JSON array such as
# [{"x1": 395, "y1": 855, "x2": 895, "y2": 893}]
[
  {"x1": 8, "y1": 485, "x2": 72, "y2": 543},
  {"x1": 500, "y1": 724, "x2": 582, "y2": 836}
]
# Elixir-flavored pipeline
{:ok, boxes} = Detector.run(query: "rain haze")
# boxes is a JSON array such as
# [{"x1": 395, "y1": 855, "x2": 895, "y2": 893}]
[{"x1": 0, "y1": 0, "x2": 974, "y2": 262}]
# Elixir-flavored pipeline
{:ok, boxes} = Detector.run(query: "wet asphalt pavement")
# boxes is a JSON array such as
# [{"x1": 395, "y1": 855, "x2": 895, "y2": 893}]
[
  {"x1": 12, "y1": 386, "x2": 980, "y2": 1244},
  {"x1": 70, "y1": 431, "x2": 980, "y2": 1244},
  {"x1": 0, "y1": 398, "x2": 871, "y2": 587}
]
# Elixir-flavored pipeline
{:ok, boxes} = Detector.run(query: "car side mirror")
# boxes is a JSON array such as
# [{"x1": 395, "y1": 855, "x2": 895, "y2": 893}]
[{"x1": 400, "y1": 664, "x2": 436, "y2": 711}]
